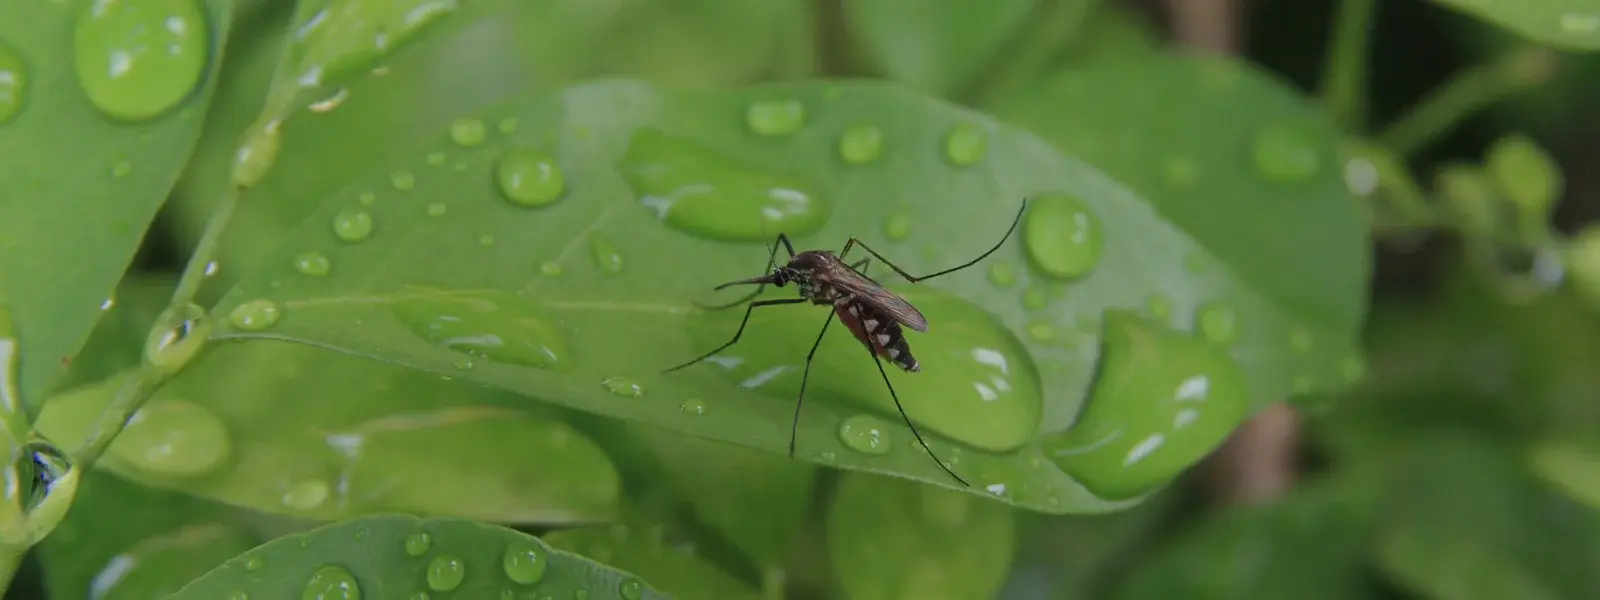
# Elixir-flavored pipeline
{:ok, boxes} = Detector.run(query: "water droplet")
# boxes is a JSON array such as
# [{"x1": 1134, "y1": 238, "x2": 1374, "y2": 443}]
[
  {"x1": 450, "y1": 118, "x2": 487, "y2": 146},
  {"x1": 987, "y1": 261, "x2": 1017, "y2": 288},
  {"x1": 1163, "y1": 155, "x2": 1198, "y2": 187},
  {"x1": 601, "y1": 376, "x2": 644, "y2": 398},
  {"x1": 680, "y1": 398, "x2": 707, "y2": 415},
  {"x1": 426, "y1": 202, "x2": 448, "y2": 217},
  {"x1": 1252, "y1": 120, "x2": 1323, "y2": 183},
  {"x1": 112, "y1": 160, "x2": 132, "y2": 178},
  {"x1": 227, "y1": 299, "x2": 281, "y2": 331},
  {"x1": 497, "y1": 117, "x2": 517, "y2": 133},
  {"x1": 1289, "y1": 327, "x2": 1313, "y2": 352},
  {"x1": 1183, "y1": 252, "x2": 1207, "y2": 274},
  {"x1": 391, "y1": 288, "x2": 570, "y2": 370},
  {"x1": 1195, "y1": 302, "x2": 1239, "y2": 345},
  {"x1": 307, "y1": 87, "x2": 348, "y2": 113},
  {"x1": 1043, "y1": 311, "x2": 1250, "y2": 499},
  {"x1": 409, "y1": 593, "x2": 429, "y2": 600},
  {"x1": 107, "y1": 398, "x2": 231, "y2": 478},
  {"x1": 244, "y1": 556, "x2": 263, "y2": 571},
  {"x1": 587, "y1": 234, "x2": 624, "y2": 275},
  {"x1": 228, "y1": 591, "x2": 248, "y2": 600},
  {"x1": 426, "y1": 152, "x2": 447, "y2": 167},
  {"x1": 618, "y1": 578, "x2": 643, "y2": 600},
  {"x1": 942, "y1": 123, "x2": 987, "y2": 166},
  {"x1": 332, "y1": 208, "x2": 373, "y2": 242},
  {"x1": 0, "y1": 45, "x2": 26, "y2": 125},
  {"x1": 838, "y1": 414, "x2": 891, "y2": 455},
  {"x1": 233, "y1": 121, "x2": 280, "y2": 188},
  {"x1": 73, "y1": 0, "x2": 209, "y2": 121},
  {"x1": 838, "y1": 124, "x2": 884, "y2": 165},
  {"x1": 391, "y1": 170, "x2": 415, "y2": 191},
  {"x1": 882, "y1": 211, "x2": 911, "y2": 241},
  {"x1": 143, "y1": 303, "x2": 210, "y2": 374},
  {"x1": 353, "y1": 529, "x2": 367, "y2": 541},
  {"x1": 282, "y1": 479, "x2": 329, "y2": 510},
  {"x1": 745, "y1": 99, "x2": 804, "y2": 135},
  {"x1": 303, "y1": 564, "x2": 361, "y2": 600},
  {"x1": 294, "y1": 252, "x2": 331, "y2": 276},
  {"x1": 478, "y1": 233, "x2": 495, "y2": 247},
  {"x1": 1026, "y1": 321, "x2": 1055, "y2": 342},
  {"x1": 426, "y1": 555, "x2": 465, "y2": 591},
  {"x1": 1559, "y1": 12, "x2": 1599, "y2": 34},
  {"x1": 1022, "y1": 192, "x2": 1104, "y2": 281},
  {"x1": 353, "y1": 193, "x2": 375, "y2": 207},
  {"x1": 620, "y1": 128, "x2": 829, "y2": 242},
  {"x1": 539, "y1": 261, "x2": 563, "y2": 277},
  {"x1": 1145, "y1": 293, "x2": 1172, "y2": 321},
  {"x1": 404, "y1": 532, "x2": 432, "y2": 556},
  {"x1": 502, "y1": 543, "x2": 547, "y2": 585},
  {"x1": 496, "y1": 148, "x2": 565, "y2": 207},
  {"x1": 1021, "y1": 288, "x2": 1048, "y2": 311}
]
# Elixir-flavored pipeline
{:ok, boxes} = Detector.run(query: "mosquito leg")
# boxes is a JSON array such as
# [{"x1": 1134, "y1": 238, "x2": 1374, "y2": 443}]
[
  {"x1": 840, "y1": 200, "x2": 1027, "y2": 284},
  {"x1": 789, "y1": 309, "x2": 838, "y2": 457},
  {"x1": 867, "y1": 345, "x2": 970, "y2": 486},
  {"x1": 696, "y1": 233, "x2": 798, "y2": 311},
  {"x1": 664, "y1": 298, "x2": 807, "y2": 373}
]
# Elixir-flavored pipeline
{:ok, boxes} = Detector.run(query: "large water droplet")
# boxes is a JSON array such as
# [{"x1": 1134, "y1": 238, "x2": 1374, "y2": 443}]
[
  {"x1": 1252, "y1": 119, "x2": 1323, "y2": 183},
  {"x1": 502, "y1": 543, "x2": 547, "y2": 585},
  {"x1": 838, "y1": 124, "x2": 884, "y2": 165},
  {"x1": 620, "y1": 128, "x2": 829, "y2": 242},
  {"x1": 143, "y1": 303, "x2": 210, "y2": 375},
  {"x1": 1043, "y1": 311, "x2": 1250, "y2": 499},
  {"x1": 618, "y1": 578, "x2": 643, "y2": 600},
  {"x1": 404, "y1": 532, "x2": 431, "y2": 556},
  {"x1": 73, "y1": 0, "x2": 209, "y2": 121},
  {"x1": 0, "y1": 45, "x2": 26, "y2": 125},
  {"x1": 1195, "y1": 302, "x2": 1239, "y2": 345},
  {"x1": 942, "y1": 123, "x2": 987, "y2": 166},
  {"x1": 496, "y1": 148, "x2": 565, "y2": 207},
  {"x1": 450, "y1": 117, "x2": 487, "y2": 147},
  {"x1": 1022, "y1": 192, "x2": 1104, "y2": 281},
  {"x1": 838, "y1": 414, "x2": 892, "y2": 455},
  {"x1": 110, "y1": 398, "x2": 231, "y2": 477},
  {"x1": 600, "y1": 376, "x2": 644, "y2": 398},
  {"x1": 391, "y1": 288, "x2": 570, "y2": 370},
  {"x1": 295, "y1": 252, "x2": 331, "y2": 276},
  {"x1": 332, "y1": 208, "x2": 373, "y2": 242},
  {"x1": 426, "y1": 555, "x2": 465, "y2": 591},
  {"x1": 302, "y1": 564, "x2": 361, "y2": 600},
  {"x1": 228, "y1": 299, "x2": 281, "y2": 331},
  {"x1": 745, "y1": 99, "x2": 804, "y2": 136},
  {"x1": 690, "y1": 286, "x2": 1043, "y2": 450},
  {"x1": 587, "y1": 234, "x2": 624, "y2": 275},
  {"x1": 282, "y1": 479, "x2": 329, "y2": 510}
]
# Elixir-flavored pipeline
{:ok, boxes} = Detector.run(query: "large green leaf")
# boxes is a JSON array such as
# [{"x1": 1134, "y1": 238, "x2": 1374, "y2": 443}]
[
  {"x1": 204, "y1": 77, "x2": 1347, "y2": 512},
  {"x1": 39, "y1": 471, "x2": 256, "y2": 600},
  {"x1": 0, "y1": 0, "x2": 235, "y2": 412},
  {"x1": 544, "y1": 506, "x2": 764, "y2": 600},
  {"x1": 35, "y1": 340, "x2": 620, "y2": 524},
  {"x1": 1428, "y1": 0, "x2": 1600, "y2": 52},
  {"x1": 996, "y1": 53, "x2": 1371, "y2": 400},
  {"x1": 167, "y1": 514, "x2": 671, "y2": 600},
  {"x1": 52, "y1": 273, "x2": 176, "y2": 394}
]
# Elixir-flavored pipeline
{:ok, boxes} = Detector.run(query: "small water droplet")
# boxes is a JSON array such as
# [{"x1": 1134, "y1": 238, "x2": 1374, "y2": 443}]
[
  {"x1": 233, "y1": 121, "x2": 280, "y2": 187},
  {"x1": 1021, "y1": 288, "x2": 1048, "y2": 311},
  {"x1": 497, "y1": 148, "x2": 565, "y2": 207},
  {"x1": 1289, "y1": 327, "x2": 1313, "y2": 352},
  {"x1": 143, "y1": 303, "x2": 210, "y2": 374},
  {"x1": 282, "y1": 478, "x2": 329, "y2": 510},
  {"x1": 680, "y1": 398, "x2": 707, "y2": 415},
  {"x1": 618, "y1": 578, "x2": 643, "y2": 600},
  {"x1": 502, "y1": 543, "x2": 547, "y2": 585},
  {"x1": 391, "y1": 288, "x2": 571, "y2": 370},
  {"x1": 353, "y1": 529, "x2": 367, "y2": 541},
  {"x1": 942, "y1": 123, "x2": 987, "y2": 166},
  {"x1": 0, "y1": 45, "x2": 27, "y2": 125},
  {"x1": 1195, "y1": 302, "x2": 1239, "y2": 345},
  {"x1": 244, "y1": 556, "x2": 263, "y2": 571},
  {"x1": 332, "y1": 208, "x2": 373, "y2": 242},
  {"x1": 303, "y1": 564, "x2": 361, "y2": 600},
  {"x1": 294, "y1": 252, "x2": 331, "y2": 276},
  {"x1": 73, "y1": 0, "x2": 210, "y2": 121},
  {"x1": 745, "y1": 99, "x2": 805, "y2": 135},
  {"x1": 1026, "y1": 321, "x2": 1055, "y2": 342},
  {"x1": 838, "y1": 414, "x2": 891, "y2": 455},
  {"x1": 987, "y1": 261, "x2": 1017, "y2": 288},
  {"x1": 1163, "y1": 155, "x2": 1198, "y2": 187},
  {"x1": 837, "y1": 124, "x2": 884, "y2": 165},
  {"x1": 450, "y1": 118, "x2": 487, "y2": 146},
  {"x1": 391, "y1": 170, "x2": 416, "y2": 191},
  {"x1": 112, "y1": 160, "x2": 132, "y2": 178},
  {"x1": 228, "y1": 591, "x2": 248, "y2": 600},
  {"x1": 426, "y1": 555, "x2": 465, "y2": 591},
  {"x1": 227, "y1": 299, "x2": 281, "y2": 331},
  {"x1": 600, "y1": 376, "x2": 644, "y2": 398},
  {"x1": 478, "y1": 233, "x2": 495, "y2": 247},
  {"x1": 620, "y1": 129, "x2": 829, "y2": 242},
  {"x1": 587, "y1": 234, "x2": 624, "y2": 275},
  {"x1": 497, "y1": 117, "x2": 517, "y2": 133},
  {"x1": 307, "y1": 88, "x2": 348, "y2": 113},
  {"x1": 426, "y1": 152, "x2": 447, "y2": 167},
  {"x1": 1145, "y1": 293, "x2": 1172, "y2": 321},
  {"x1": 426, "y1": 202, "x2": 448, "y2": 217},
  {"x1": 539, "y1": 261, "x2": 563, "y2": 277},
  {"x1": 409, "y1": 593, "x2": 430, "y2": 600},
  {"x1": 404, "y1": 532, "x2": 432, "y2": 556},
  {"x1": 1023, "y1": 192, "x2": 1104, "y2": 280},
  {"x1": 882, "y1": 212, "x2": 912, "y2": 242},
  {"x1": 1252, "y1": 120, "x2": 1322, "y2": 183}
]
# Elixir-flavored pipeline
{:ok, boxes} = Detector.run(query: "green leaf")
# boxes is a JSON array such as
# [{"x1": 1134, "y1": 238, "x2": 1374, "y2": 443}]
[
  {"x1": 996, "y1": 53, "x2": 1371, "y2": 401},
  {"x1": 206, "y1": 77, "x2": 1332, "y2": 512},
  {"x1": 1427, "y1": 0, "x2": 1600, "y2": 52},
  {"x1": 827, "y1": 471, "x2": 1016, "y2": 600},
  {"x1": 1528, "y1": 437, "x2": 1600, "y2": 512},
  {"x1": 844, "y1": 0, "x2": 1058, "y2": 95},
  {"x1": 0, "y1": 0, "x2": 235, "y2": 412},
  {"x1": 53, "y1": 273, "x2": 176, "y2": 394},
  {"x1": 35, "y1": 340, "x2": 620, "y2": 523},
  {"x1": 39, "y1": 471, "x2": 256, "y2": 600},
  {"x1": 544, "y1": 507, "x2": 763, "y2": 600},
  {"x1": 167, "y1": 514, "x2": 671, "y2": 600}
]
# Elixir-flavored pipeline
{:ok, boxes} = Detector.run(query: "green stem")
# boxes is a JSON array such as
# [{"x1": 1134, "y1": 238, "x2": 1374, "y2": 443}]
[
  {"x1": 959, "y1": 0, "x2": 1096, "y2": 108},
  {"x1": 1319, "y1": 0, "x2": 1377, "y2": 130},
  {"x1": 0, "y1": 544, "x2": 22, "y2": 592},
  {"x1": 1378, "y1": 45, "x2": 1557, "y2": 156}
]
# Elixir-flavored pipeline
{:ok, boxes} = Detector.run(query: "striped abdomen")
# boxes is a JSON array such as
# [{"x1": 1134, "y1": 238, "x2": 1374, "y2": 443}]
[{"x1": 836, "y1": 299, "x2": 919, "y2": 372}]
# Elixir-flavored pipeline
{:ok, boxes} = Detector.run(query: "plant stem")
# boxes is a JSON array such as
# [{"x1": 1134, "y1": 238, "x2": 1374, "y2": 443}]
[
  {"x1": 1378, "y1": 45, "x2": 1557, "y2": 156},
  {"x1": 0, "y1": 544, "x2": 21, "y2": 593},
  {"x1": 1319, "y1": 0, "x2": 1377, "y2": 130}
]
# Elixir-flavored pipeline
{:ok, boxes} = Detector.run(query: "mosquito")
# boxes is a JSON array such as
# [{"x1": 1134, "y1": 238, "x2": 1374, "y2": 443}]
[{"x1": 663, "y1": 199, "x2": 1029, "y2": 487}]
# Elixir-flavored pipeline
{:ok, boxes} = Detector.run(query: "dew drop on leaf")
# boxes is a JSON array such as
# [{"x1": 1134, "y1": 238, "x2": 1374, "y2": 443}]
[
  {"x1": 409, "y1": 592, "x2": 429, "y2": 600},
  {"x1": 390, "y1": 289, "x2": 570, "y2": 370},
  {"x1": 587, "y1": 234, "x2": 624, "y2": 275},
  {"x1": 680, "y1": 398, "x2": 707, "y2": 415},
  {"x1": 302, "y1": 564, "x2": 361, "y2": 600},
  {"x1": 600, "y1": 376, "x2": 645, "y2": 399},
  {"x1": 426, "y1": 202, "x2": 448, "y2": 217},
  {"x1": 838, "y1": 414, "x2": 891, "y2": 455},
  {"x1": 620, "y1": 128, "x2": 829, "y2": 242},
  {"x1": 143, "y1": 303, "x2": 209, "y2": 374},
  {"x1": 282, "y1": 478, "x2": 329, "y2": 510},
  {"x1": 477, "y1": 233, "x2": 495, "y2": 247},
  {"x1": 882, "y1": 211, "x2": 910, "y2": 241},
  {"x1": 425, "y1": 151, "x2": 446, "y2": 167},
  {"x1": 390, "y1": 170, "x2": 416, "y2": 191},
  {"x1": 450, "y1": 117, "x2": 487, "y2": 147},
  {"x1": 744, "y1": 99, "x2": 805, "y2": 136},
  {"x1": 497, "y1": 117, "x2": 517, "y2": 133},
  {"x1": 0, "y1": 45, "x2": 25, "y2": 125},
  {"x1": 618, "y1": 578, "x2": 643, "y2": 600},
  {"x1": 986, "y1": 261, "x2": 1017, "y2": 288},
  {"x1": 539, "y1": 261, "x2": 563, "y2": 277},
  {"x1": 357, "y1": 192, "x2": 376, "y2": 206},
  {"x1": 1021, "y1": 288, "x2": 1048, "y2": 311},
  {"x1": 227, "y1": 299, "x2": 281, "y2": 331},
  {"x1": 112, "y1": 160, "x2": 132, "y2": 178},
  {"x1": 332, "y1": 208, "x2": 373, "y2": 242},
  {"x1": 404, "y1": 531, "x2": 432, "y2": 556},
  {"x1": 942, "y1": 123, "x2": 987, "y2": 166},
  {"x1": 72, "y1": 0, "x2": 209, "y2": 121},
  {"x1": 1251, "y1": 119, "x2": 1322, "y2": 183},
  {"x1": 244, "y1": 556, "x2": 263, "y2": 572},
  {"x1": 232, "y1": 121, "x2": 280, "y2": 188},
  {"x1": 838, "y1": 124, "x2": 884, "y2": 165},
  {"x1": 1026, "y1": 321, "x2": 1055, "y2": 342},
  {"x1": 294, "y1": 252, "x2": 331, "y2": 276},
  {"x1": 1022, "y1": 192, "x2": 1104, "y2": 281},
  {"x1": 502, "y1": 543, "x2": 547, "y2": 585},
  {"x1": 1162, "y1": 154, "x2": 1198, "y2": 187},
  {"x1": 111, "y1": 398, "x2": 232, "y2": 478},
  {"x1": 1195, "y1": 302, "x2": 1239, "y2": 345},
  {"x1": 426, "y1": 555, "x2": 465, "y2": 592},
  {"x1": 496, "y1": 148, "x2": 565, "y2": 208}
]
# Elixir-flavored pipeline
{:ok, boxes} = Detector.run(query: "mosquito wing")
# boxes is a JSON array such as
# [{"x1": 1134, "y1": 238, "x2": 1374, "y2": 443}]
[{"x1": 828, "y1": 264, "x2": 930, "y2": 332}]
